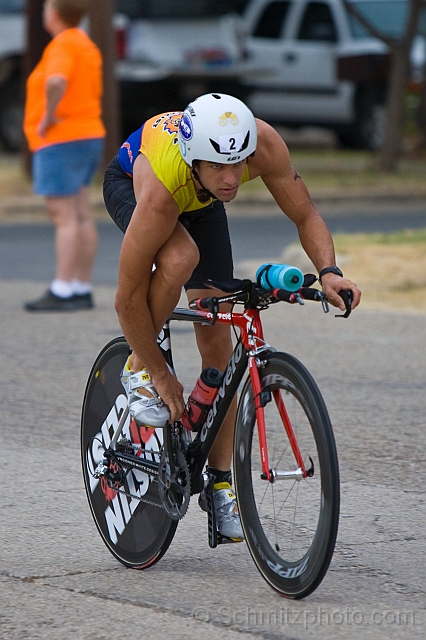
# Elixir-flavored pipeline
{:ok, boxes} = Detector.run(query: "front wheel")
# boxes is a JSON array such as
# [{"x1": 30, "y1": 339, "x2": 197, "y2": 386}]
[
  {"x1": 81, "y1": 337, "x2": 178, "y2": 568},
  {"x1": 234, "y1": 352, "x2": 340, "y2": 599}
]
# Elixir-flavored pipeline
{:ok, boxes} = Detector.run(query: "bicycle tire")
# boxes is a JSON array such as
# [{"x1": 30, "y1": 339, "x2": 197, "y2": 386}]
[
  {"x1": 81, "y1": 337, "x2": 178, "y2": 568},
  {"x1": 234, "y1": 352, "x2": 340, "y2": 599}
]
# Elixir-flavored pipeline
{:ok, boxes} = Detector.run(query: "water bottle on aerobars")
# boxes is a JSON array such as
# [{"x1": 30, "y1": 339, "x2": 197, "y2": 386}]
[
  {"x1": 181, "y1": 367, "x2": 223, "y2": 432},
  {"x1": 256, "y1": 263, "x2": 303, "y2": 292}
]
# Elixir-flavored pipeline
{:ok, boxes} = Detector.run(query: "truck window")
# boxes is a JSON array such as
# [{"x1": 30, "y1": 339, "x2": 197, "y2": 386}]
[
  {"x1": 252, "y1": 1, "x2": 291, "y2": 39},
  {"x1": 297, "y1": 1, "x2": 338, "y2": 42},
  {"x1": 419, "y1": 8, "x2": 426, "y2": 37},
  {"x1": 349, "y1": 0, "x2": 408, "y2": 39}
]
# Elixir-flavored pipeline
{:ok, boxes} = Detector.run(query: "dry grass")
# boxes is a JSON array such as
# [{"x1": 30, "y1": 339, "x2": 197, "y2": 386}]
[
  {"x1": 333, "y1": 230, "x2": 426, "y2": 314},
  {"x1": 237, "y1": 146, "x2": 426, "y2": 197},
  {"x1": 4, "y1": 145, "x2": 426, "y2": 199},
  {"x1": 0, "y1": 154, "x2": 33, "y2": 197},
  {"x1": 278, "y1": 229, "x2": 426, "y2": 315}
]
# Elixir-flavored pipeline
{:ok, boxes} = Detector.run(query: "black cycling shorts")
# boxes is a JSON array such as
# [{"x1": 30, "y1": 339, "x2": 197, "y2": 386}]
[{"x1": 103, "y1": 156, "x2": 234, "y2": 290}]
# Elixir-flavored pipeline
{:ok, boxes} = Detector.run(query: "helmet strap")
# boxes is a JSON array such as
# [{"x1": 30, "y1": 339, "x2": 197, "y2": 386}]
[{"x1": 191, "y1": 166, "x2": 216, "y2": 203}]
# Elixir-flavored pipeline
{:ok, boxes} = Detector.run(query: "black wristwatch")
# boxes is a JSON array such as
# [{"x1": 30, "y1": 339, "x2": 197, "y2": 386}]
[{"x1": 318, "y1": 266, "x2": 343, "y2": 284}]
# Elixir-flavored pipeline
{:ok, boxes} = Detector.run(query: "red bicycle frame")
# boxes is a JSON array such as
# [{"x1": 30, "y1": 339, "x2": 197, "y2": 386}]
[{"x1": 187, "y1": 304, "x2": 308, "y2": 481}]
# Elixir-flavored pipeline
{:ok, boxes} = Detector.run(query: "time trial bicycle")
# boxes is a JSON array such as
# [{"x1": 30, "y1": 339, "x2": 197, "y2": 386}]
[{"x1": 81, "y1": 272, "x2": 352, "y2": 599}]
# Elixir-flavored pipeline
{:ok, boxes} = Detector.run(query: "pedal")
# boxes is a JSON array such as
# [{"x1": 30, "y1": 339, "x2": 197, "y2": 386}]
[
  {"x1": 204, "y1": 472, "x2": 243, "y2": 547},
  {"x1": 216, "y1": 533, "x2": 243, "y2": 545}
]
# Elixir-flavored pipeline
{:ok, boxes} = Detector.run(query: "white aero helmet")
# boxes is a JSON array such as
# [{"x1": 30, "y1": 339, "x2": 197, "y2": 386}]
[{"x1": 178, "y1": 93, "x2": 257, "y2": 167}]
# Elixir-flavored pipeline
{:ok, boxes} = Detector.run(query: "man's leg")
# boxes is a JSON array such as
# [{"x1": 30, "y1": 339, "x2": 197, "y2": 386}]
[
  {"x1": 187, "y1": 288, "x2": 237, "y2": 472},
  {"x1": 188, "y1": 289, "x2": 243, "y2": 540},
  {"x1": 129, "y1": 221, "x2": 199, "y2": 374},
  {"x1": 73, "y1": 185, "x2": 98, "y2": 284}
]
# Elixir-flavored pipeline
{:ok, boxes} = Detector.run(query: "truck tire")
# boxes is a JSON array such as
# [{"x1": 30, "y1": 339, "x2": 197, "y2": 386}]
[
  {"x1": 0, "y1": 77, "x2": 24, "y2": 152},
  {"x1": 337, "y1": 86, "x2": 387, "y2": 150}
]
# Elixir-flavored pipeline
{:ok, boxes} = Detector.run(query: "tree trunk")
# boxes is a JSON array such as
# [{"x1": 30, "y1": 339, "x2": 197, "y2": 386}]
[
  {"x1": 378, "y1": 45, "x2": 410, "y2": 171},
  {"x1": 378, "y1": 0, "x2": 423, "y2": 171},
  {"x1": 344, "y1": 0, "x2": 423, "y2": 171},
  {"x1": 22, "y1": 0, "x2": 51, "y2": 175},
  {"x1": 88, "y1": 0, "x2": 121, "y2": 172},
  {"x1": 416, "y1": 61, "x2": 426, "y2": 146}
]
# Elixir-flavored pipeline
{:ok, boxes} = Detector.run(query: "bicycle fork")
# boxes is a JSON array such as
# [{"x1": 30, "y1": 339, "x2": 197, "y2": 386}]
[{"x1": 247, "y1": 330, "x2": 312, "y2": 483}]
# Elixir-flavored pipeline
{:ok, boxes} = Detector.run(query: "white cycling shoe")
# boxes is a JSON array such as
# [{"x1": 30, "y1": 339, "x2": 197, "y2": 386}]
[
  {"x1": 214, "y1": 482, "x2": 244, "y2": 541},
  {"x1": 199, "y1": 482, "x2": 244, "y2": 541},
  {"x1": 120, "y1": 359, "x2": 170, "y2": 428}
]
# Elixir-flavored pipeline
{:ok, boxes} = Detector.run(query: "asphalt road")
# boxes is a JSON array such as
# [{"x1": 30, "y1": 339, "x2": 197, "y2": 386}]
[
  {"x1": 0, "y1": 279, "x2": 425, "y2": 639},
  {"x1": 1, "y1": 204, "x2": 426, "y2": 639},
  {"x1": 1, "y1": 206, "x2": 426, "y2": 285}
]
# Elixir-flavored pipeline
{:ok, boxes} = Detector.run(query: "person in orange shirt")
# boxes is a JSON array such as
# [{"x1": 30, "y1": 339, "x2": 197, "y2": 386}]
[{"x1": 23, "y1": 0, "x2": 105, "y2": 311}]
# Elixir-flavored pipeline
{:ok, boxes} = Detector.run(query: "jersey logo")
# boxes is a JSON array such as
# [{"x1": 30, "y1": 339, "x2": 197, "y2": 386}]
[
  {"x1": 163, "y1": 114, "x2": 182, "y2": 136},
  {"x1": 120, "y1": 141, "x2": 133, "y2": 165}
]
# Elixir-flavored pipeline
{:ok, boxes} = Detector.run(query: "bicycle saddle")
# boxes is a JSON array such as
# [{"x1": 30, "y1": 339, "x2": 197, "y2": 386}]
[{"x1": 203, "y1": 278, "x2": 252, "y2": 293}]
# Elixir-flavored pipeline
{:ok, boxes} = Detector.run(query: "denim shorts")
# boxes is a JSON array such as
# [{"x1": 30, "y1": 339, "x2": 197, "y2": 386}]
[
  {"x1": 33, "y1": 138, "x2": 104, "y2": 196},
  {"x1": 103, "y1": 155, "x2": 234, "y2": 290}
]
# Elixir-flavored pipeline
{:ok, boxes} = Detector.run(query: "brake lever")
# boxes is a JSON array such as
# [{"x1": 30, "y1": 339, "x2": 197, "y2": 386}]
[
  {"x1": 320, "y1": 293, "x2": 329, "y2": 314},
  {"x1": 300, "y1": 287, "x2": 329, "y2": 313},
  {"x1": 335, "y1": 289, "x2": 353, "y2": 318}
]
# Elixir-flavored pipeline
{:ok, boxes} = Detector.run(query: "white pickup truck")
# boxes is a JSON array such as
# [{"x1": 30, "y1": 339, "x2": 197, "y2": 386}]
[
  {"x1": 114, "y1": 0, "x2": 261, "y2": 137},
  {"x1": 241, "y1": 0, "x2": 426, "y2": 148}
]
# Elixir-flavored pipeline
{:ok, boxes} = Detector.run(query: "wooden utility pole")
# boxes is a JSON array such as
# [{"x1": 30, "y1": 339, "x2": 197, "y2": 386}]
[
  {"x1": 23, "y1": 0, "x2": 51, "y2": 172},
  {"x1": 24, "y1": 0, "x2": 51, "y2": 77},
  {"x1": 343, "y1": 0, "x2": 424, "y2": 171},
  {"x1": 88, "y1": 0, "x2": 121, "y2": 169}
]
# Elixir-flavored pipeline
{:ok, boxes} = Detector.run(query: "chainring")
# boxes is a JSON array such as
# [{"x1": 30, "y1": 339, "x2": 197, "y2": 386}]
[{"x1": 158, "y1": 448, "x2": 190, "y2": 520}]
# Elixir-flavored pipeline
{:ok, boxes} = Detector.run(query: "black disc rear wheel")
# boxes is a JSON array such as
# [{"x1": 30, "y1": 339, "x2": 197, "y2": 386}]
[
  {"x1": 81, "y1": 337, "x2": 178, "y2": 568},
  {"x1": 234, "y1": 352, "x2": 340, "y2": 598}
]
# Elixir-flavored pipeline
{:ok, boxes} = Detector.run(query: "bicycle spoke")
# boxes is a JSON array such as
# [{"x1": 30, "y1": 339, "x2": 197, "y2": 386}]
[{"x1": 234, "y1": 352, "x2": 339, "y2": 598}]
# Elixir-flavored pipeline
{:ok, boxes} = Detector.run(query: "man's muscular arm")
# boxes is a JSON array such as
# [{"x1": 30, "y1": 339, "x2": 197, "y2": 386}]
[{"x1": 249, "y1": 120, "x2": 361, "y2": 310}]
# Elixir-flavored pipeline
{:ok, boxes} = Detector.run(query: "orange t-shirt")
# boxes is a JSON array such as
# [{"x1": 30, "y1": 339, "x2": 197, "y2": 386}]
[{"x1": 24, "y1": 28, "x2": 105, "y2": 152}]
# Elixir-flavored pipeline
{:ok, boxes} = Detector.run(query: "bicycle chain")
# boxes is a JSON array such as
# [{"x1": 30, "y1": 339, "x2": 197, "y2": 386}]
[
  {"x1": 99, "y1": 451, "x2": 164, "y2": 509},
  {"x1": 112, "y1": 482, "x2": 164, "y2": 509},
  {"x1": 100, "y1": 436, "x2": 189, "y2": 512}
]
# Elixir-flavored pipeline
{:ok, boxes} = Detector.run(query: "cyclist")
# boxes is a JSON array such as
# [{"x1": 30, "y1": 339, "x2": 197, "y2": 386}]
[{"x1": 103, "y1": 93, "x2": 361, "y2": 541}]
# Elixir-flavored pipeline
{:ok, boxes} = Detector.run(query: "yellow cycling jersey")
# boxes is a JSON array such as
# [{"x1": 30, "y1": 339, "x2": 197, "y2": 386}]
[{"x1": 139, "y1": 112, "x2": 250, "y2": 213}]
